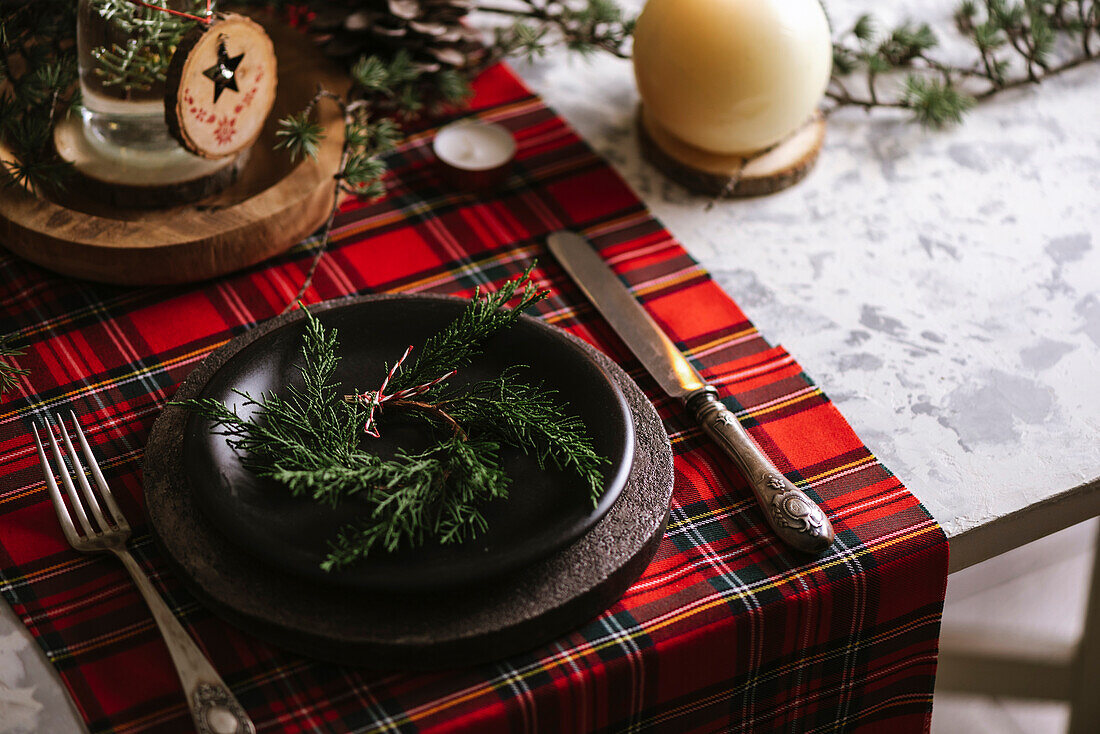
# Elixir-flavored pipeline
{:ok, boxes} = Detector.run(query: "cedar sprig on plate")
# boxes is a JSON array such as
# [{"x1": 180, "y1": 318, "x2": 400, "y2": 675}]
[{"x1": 180, "y1": 268, "x2": 609, "y2": 571}]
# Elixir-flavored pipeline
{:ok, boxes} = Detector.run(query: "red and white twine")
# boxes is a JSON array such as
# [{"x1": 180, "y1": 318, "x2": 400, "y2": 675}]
[
  {"x1": 124, "y1": 0, "x2": 214, "y2": 25},
  {"x1": 348, "y1": 346, "x2": 456, "y2": 437}
]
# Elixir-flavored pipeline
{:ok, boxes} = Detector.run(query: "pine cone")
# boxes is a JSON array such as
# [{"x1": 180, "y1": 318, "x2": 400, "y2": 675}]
[{"x1": 310, "y1": 0, "x2": 485, "y2": 72}]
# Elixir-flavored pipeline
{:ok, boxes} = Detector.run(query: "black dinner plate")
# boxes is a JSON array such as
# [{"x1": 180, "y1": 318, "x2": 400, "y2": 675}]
[{"x1": 182, "y1": 295, "x2": 635, "y2": 592}]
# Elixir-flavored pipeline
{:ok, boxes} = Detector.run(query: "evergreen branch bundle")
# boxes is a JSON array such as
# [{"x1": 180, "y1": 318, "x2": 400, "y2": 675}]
[
  {"x1": 828, "y1": 0, "x2": 1099, "y2": 126},
  {"x1": 181, "y1": 270, "x2": 609, "y2": 571}
]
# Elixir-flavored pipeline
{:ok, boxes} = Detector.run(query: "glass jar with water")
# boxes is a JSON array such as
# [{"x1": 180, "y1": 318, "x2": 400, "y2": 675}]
[{"x1": 76, "y1": 0, "x2": 228, "y2": 182}]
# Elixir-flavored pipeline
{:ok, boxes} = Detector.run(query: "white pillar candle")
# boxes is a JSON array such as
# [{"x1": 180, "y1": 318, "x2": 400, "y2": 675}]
[{"x1": 633, "y1": 0, "x2": 832, "y2": 155}]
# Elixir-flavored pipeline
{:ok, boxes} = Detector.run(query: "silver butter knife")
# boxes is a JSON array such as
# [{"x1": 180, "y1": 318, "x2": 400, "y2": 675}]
[{"x1": 547, "y1": 231, "x2": 834, "y2": 554}]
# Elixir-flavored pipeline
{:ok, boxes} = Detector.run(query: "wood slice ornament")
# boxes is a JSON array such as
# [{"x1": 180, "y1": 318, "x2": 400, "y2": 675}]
[{"x1": 166, "y1": 13, "x2": 278, "y2": 159}]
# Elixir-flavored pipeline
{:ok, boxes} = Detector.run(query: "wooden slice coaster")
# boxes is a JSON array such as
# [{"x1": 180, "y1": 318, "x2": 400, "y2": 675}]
[
  {"x1": 637, "y1": 105, "x2": 826, "y2": 198},
  {"x1": 0, "y1": 13, "x2": 345, "y2": 286},
  {"x1": 143, "y1": 295, "x2": 675, "y2": 669}
]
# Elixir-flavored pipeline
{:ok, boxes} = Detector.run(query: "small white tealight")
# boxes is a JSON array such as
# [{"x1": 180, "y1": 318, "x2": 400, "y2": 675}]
[{"x1": 433, "y1": 119, "x2": 517, "y2": 191}]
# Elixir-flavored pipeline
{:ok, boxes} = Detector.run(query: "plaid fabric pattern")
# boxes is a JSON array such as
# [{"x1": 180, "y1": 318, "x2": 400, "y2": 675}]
[{"x1": 0, "y1": 64, "x2": 947, "y2": 733}]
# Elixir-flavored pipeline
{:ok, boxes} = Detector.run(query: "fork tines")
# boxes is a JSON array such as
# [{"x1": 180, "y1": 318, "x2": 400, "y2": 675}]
[{"x1": 32, "y1": 411, "x2": 130, "y2": 548}]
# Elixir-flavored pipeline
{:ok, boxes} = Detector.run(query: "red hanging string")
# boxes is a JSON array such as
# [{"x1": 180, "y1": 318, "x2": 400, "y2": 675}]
[
  {"x1": 345, "y1": 346, "x2": 459, "y2": 438},
  {"x1": 124, "y1": 0, "x2": 214, "y2": 25}
]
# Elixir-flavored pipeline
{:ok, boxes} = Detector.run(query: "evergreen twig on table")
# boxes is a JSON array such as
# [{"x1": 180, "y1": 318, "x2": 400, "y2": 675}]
[
  {"x1": 0, "y1": 332, "x2": 29, "y2": 396},
  {"x1": 479, "y1": 0, "x2": 636, "y2": 61},
  {"x1": 275, "y1": 50, "x2": 467, "y2": 310},
  {"x1": 271, "y1": 1, "x2": 635, "y2": 307},
  {"x1": 828, "y1": 0, "x2": 1100, "y2": 127},
  {"x1": 0, "y1": 0, "x2": 79, "y2": 194},
  {"x1": 179, "y1": 270, "x2": 608, "y2": 571}
]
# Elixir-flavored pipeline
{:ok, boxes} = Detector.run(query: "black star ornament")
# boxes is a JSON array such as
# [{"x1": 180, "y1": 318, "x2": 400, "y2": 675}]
[{"x1": 202, "y1": 42, "x2": 244, "y2": 104}]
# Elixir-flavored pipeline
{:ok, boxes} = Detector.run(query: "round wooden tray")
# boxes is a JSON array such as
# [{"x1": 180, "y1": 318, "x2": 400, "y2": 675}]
[
  {"x1": 143, "y1": 295, "x2": 675, "y2": 669},
  {"x1": 0, "y1": 13, "x2": 346, "y2": 286}
]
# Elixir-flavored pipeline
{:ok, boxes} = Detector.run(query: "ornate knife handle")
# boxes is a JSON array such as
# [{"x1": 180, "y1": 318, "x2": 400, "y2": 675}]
[{"x1": 686, "y1": 387, "x2": 835, "y2": 553}]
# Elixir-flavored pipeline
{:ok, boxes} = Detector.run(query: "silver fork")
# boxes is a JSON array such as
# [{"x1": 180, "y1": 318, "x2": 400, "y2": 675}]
[{"x1": 33, "y1": 411, "x2": 255, "y2": 734}]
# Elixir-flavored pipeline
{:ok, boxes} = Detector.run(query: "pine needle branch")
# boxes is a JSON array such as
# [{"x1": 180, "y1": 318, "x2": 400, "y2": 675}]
[
  {"x1": 390, "y1": 265, "x2": 549, "y2": 391},
  {"x1": 480, "y1": 0, "x2": 635, "y2": 61},
  {"x1": 0, "y1": 332, "x2": 30, "y2": 396},
  {"x1": 319, "y1": 435, "x2": 509, "y2": 570},
  {"x1": 827, "y1": 0, "x2": 1100, "y2": 127},
  {"x1": 442, "y1": 367, "x2": 608, "y2": 502}
]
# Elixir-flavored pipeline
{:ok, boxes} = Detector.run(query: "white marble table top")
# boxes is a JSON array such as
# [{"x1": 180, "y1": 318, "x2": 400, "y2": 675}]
[{"x1": 3, "y1": 2, "x2": 1097, "y2": 730}]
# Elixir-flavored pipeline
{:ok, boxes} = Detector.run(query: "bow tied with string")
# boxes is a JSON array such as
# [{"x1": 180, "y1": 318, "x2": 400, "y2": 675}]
[{"x1": 343, "y1": 346, "x2": 456, "y2": 438}]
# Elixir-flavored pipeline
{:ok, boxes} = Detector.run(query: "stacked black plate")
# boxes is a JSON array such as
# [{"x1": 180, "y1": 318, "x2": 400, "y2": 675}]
[{"x1": 144, "y1": 294, "x2": 673, "y2": 669}]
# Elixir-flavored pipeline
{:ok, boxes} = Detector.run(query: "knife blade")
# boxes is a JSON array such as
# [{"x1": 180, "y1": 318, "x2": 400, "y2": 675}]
[{"x1": 547, "y1": 230, "x2": 834, "y2": 554}]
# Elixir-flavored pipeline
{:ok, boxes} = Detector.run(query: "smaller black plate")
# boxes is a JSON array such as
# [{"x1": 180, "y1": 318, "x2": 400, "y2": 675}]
[{"x1": 182, "y1": 296, "x2": 634, "y2": 592}]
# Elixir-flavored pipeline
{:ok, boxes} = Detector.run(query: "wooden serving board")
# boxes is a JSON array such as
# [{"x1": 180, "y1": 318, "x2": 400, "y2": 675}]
[{"x1": 0, "y1": 12, "x2": 346, "y2": 286}]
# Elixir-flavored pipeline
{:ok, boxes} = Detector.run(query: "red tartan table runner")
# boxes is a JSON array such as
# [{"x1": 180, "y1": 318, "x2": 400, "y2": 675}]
[{"x1": 0, "y1": 64, "x2": 948, "y2": 733}]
